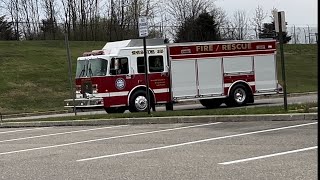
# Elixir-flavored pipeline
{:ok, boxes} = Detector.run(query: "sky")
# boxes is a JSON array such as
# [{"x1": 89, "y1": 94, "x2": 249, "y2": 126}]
[{"x1": 215, "y1": 0, "x2": 318, "y2": 26}]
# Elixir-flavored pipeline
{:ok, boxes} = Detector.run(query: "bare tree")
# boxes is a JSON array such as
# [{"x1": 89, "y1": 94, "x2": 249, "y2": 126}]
[
  {"x1": 29, "y1": 0, "x2": 41, "y2": 36},
  {"x1": 69, "y1": 0, "x2": 78, "y2": 39},
  {"x1": 210, "y1": 7, "x2": 233, "y2": 39},
  {"x1": 11, "y1": 0, "x2": 41, "y2": 40},
  {"x1": 166, "y1": 0, "x2": 213, "y2": 25},
  {"x1": 20, "y1": 0, "x2": 32, "y2": 39},
  {"x1": 251, "y1": 5, "x2": 267, "y2": 38},
  {"x1": 1, "y1": 0, "x2": 221, "y2": 41},
  {"x1": 1, "y1": 0, "x2": 20, "y2": 40},
  {"x1": 107, "y1": 0, "x2": 156, "y2": 40},
  {"x1": 42, "y1": 0, "x2": 58, "y2": 39},
  {"x1": 88, "y1": 0, "x2": 99, "y2": 40},
  {"x1": 165, "y1": 0, "x2": 215, "y2": 40},
  {"x1": 231, "y1": 10, "x2": 249, "y2": 40}
]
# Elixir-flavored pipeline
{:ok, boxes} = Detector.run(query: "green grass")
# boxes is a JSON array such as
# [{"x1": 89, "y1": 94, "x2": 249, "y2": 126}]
[
  {"x1": 3, "y1": 102, "x2": 317, "y2": 123},
  {"x1": 277, "y1": 44, "x2": 318, "y2": 93},
  {"x1": 0, "y1": 41, "x2": 317, "y2": 114},
  {"x1": 0, "y1": 41, "x2": 105, "y2": 114}
]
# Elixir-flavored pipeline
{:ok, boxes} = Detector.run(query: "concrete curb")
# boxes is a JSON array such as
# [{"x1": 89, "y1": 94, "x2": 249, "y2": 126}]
[
  {"x1": 1, "y1": 110, "x2": 70, "y2": 119},
  {"x1": 255, "y1": 91, "x2": 317, "y2": 99},
  {"x1": 0, "y1": 113, "x2": 317, "y2": 128}
]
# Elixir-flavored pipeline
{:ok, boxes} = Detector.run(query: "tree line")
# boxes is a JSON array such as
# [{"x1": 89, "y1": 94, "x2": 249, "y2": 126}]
[{"x1": 0, "y1": 0, "x2": 291, "y2": 43}]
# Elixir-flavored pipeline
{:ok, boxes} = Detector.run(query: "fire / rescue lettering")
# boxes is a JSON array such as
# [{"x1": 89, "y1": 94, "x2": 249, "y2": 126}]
[
  {"x1": 196, "y1": 45, "x2": 213, "y2": 52},
  {"x1": 221, "y1": 43, "x2": 251, "y2": 51}
]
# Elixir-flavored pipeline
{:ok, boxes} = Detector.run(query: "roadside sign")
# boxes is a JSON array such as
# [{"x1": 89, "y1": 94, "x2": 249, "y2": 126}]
[
  {"x1": 139, "y1": 16, "x2": 148, "y2": 37},
  {"x1": 274, "y1": 11, "x2": 286, "y2": 32},
  {"x1": 138, "y1": 16, "x2": 151, "y2": 114}
]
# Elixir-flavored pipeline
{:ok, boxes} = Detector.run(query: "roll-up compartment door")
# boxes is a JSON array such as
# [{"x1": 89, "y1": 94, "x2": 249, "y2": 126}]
[{"x1": 171, "y1": 60, "x2": 197, "y2": 97}]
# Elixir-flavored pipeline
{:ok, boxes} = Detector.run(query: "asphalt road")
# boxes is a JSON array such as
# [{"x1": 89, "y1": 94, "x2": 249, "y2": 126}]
[
  {"x1": 0, "y1": 120, "x2": 317, "y2": 180},
  {"x1": 4, "y1": 93, "x2": 317, "y2": 121}
]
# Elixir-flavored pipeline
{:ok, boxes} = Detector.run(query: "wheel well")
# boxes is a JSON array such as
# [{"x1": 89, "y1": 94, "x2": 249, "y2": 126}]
[
  {"x1": 128, "y1": 86, "x2": 156, "y2": 105},
  {"x1": 228, "y1": 81, "x2": 253, "y2": 98}
]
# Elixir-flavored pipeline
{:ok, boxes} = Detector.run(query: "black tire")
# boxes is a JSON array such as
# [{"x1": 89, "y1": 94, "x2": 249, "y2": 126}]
[
  {"x1": 165, "y1": 102, "x2": 174, "y2": 111},
  {"x1": 129, "y1": 90, "x2": 150, "y2": 112},
  {"x1": 104, "y1": 107, "x2": 126, "y2": 114},
  {"x1": 225, "y1": 84, "x2": 248, "y2": 107},
  {"x1": 199, "y1": 99, "x2": 223, "y2": 109}
]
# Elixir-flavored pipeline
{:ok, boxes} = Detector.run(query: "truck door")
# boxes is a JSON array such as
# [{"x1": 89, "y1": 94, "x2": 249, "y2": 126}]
[
  {"x1": 105, "y1": 57, "x2": 132, "y2": 106},
  {"x1": 134, "y1": 55, "x2": 171, "y2": 103}
]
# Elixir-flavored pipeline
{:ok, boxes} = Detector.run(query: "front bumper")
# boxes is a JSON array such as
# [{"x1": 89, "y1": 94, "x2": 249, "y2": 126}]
[{"x1": 64, "y1": 98, "x2": 104, "y2": 108}]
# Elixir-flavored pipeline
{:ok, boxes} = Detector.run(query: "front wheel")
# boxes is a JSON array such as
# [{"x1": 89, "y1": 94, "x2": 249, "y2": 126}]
[
  {"x1": 225, "y1": 84, "x2": 248, "y2": 107},
  {"x1": 129, "y1": 90, "x2": 150, "y2": 112}
]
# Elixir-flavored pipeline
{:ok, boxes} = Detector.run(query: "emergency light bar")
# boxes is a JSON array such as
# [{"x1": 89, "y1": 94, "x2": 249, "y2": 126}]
[{"x1": 83, "y1": 50, "x2": 105, "y2": 56}]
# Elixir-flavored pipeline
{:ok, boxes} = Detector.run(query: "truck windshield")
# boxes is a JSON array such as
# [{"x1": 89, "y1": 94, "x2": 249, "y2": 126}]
[
  {"x1": 76, "y1": 58, "x2": 108, "y2": 77},
  {"x1": 76, "y1": 60, "x2": 88, "y2": 77},
  {"x1": 88, "y1": 58, "x2": 108, "y2": 76}
]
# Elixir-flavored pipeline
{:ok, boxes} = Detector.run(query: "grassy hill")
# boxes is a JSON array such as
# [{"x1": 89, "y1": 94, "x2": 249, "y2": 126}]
[
  {"x1": 276, "y1": 44, "x2": 318, "y2": 93},
  {"x1": 0, "y1": 41, "x2": 105, "y2": 114},
  {"x1": 0, "y1": 41, "x2": 317, "y2": 114}
]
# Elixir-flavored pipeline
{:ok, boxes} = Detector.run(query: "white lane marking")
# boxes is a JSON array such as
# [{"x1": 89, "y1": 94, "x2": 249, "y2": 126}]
[
  {"x1": 0, "y1": 122, "x2": 222, "y2": 156},
  {"x1": 77, "y1": 122, "x2": 317, "y2": 162},
  {"x1": 0, "y1": 127, "x2": 51, "y2": 134},
  {"x1": 219, "y1": 146, "x2": 318, "y2": 165},
  {"x1": 0, "y1": 125, "x2": 128, "y2": 143}
]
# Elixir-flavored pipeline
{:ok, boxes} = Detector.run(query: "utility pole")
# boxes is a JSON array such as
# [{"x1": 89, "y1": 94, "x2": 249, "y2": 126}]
[
  {"x1": 274, "y1": 11, "x2": 288, "y2": 111},
  {"x1": 64, "y1": 32, "x2": 77, "y2": 116}
]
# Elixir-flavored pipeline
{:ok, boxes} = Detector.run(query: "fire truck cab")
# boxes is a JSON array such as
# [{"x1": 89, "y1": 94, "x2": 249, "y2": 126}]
[{"x1": 64, "y1": 38, "x2": 281, "y2": 113}]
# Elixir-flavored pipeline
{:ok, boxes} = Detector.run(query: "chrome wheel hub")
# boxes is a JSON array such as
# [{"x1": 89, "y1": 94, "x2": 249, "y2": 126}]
[
  {"x1": 135, "y1": 96, "x2": 148, "y2": 111},
  {"x1": 234, "y1": 88, "x2": 246, "y2": 103}
]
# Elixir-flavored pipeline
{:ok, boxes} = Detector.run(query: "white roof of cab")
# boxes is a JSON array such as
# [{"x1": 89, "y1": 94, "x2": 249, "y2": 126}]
[{"x1": 102, "y1": 39, "x2": 165, "y2": 56}]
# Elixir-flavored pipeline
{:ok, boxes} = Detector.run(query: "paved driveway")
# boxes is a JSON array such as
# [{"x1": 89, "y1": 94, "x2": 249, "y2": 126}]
[{"x1": 0, "y1": 120, "x2": 317, "y2": 180}]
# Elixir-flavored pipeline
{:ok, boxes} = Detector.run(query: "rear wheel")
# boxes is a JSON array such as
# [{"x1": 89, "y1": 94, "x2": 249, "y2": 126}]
[
  {"x1": 104, "y1": 107, "x2": 126, "y2": 114},
  {"x1": 129, "y1": 90, "x2": 150, "y2": 112},
  {"x1": 165, "y1": 102, "x2": 174, "y2": 111},
  {"x1": 199, "y1": 99, "x2": 223, "y2": 109},
  {"x1": 225, "y1": 84, "x2": 248, "y2": 107}
]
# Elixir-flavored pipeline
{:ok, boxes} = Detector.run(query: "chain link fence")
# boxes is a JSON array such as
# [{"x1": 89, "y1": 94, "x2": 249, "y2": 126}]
[
  {"x1": 2, "y1": 21, "x2": 318, "y2": 44},
  {"x1": 288, "y1": 26, "x2": 318, "y2": 44}
]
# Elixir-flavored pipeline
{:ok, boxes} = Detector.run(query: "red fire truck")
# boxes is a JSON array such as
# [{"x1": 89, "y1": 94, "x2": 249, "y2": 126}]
[{"x1": 64, "y1": 39, "x2": 281, "y2": 113}]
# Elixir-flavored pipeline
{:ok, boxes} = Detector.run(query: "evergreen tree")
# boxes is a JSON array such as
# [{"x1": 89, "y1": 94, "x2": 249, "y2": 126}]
[
  {"x1": 0, "y1": 16, "x2": 17, "y2": 40},
  {"x1": 40, "y1": 18, "x2": 61, "y2": 40},
  {"x1": 259, "y1": 22, "x2": 291, "y2": 44},
  {"x1": 175, "y1": 12, "x2": 221, "y2": 42}
]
